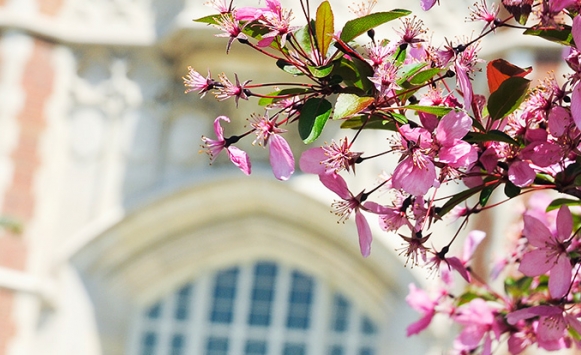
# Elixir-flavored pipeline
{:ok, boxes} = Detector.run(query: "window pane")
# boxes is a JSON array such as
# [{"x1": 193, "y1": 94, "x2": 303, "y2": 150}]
[
  {"x1": 248, "y1": 262, "x2": 277, "y2": 326},
  {"x1": 286, "y1": 271, "x2": 313, "y2": 329},
  {"x1": 359, "y1": 348, "x2": 374, "y2": 355},
  {"x1": 207, "y1": 337, "x2": 229, "y2": 355},
  {"x1": 171, "y1": 334, "x2": 185, "y2": 355},
  {"x1": 283, "y1": 343, "x2": 305, "y2": 355},
  {"x1": 245, "y1": 340, "x2": 267, "y2": 355},
  {"x1": 175, "y1": 285, "x2": 193, "y2": 320},
  {"x1": 361, "y1": 317, "x2": 377, "y2": 335},
  {"x1": 331, "y1": 294, "x2": 350, "y2": 332},
  {"x1": 146, "y1": 303, "x2": 162, "y2": 319},
  {"x1": 141, "y1": 332, "x2": 157, "y2": 355},
  {"x1": 210, "y1": 267, "x2": 239, "y2": 323}
]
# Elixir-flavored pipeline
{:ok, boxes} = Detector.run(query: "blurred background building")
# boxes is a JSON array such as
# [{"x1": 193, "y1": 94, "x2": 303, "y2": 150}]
[{"x1": 0, "y1": 0, "x2": 565, "y2": 355}]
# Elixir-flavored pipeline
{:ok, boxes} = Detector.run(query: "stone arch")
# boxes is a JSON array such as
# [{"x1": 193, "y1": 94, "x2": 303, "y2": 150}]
[{"x1": 70, "y1": 174, "x2": 427, "y2": 354}]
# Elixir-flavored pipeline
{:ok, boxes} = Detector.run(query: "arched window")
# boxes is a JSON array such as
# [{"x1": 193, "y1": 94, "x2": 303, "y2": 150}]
[{"x1": 130, "y1": 261, "x2": 379, "y2": 355}]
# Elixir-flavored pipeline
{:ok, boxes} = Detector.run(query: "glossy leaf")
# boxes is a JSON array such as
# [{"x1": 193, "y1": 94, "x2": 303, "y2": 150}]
[
  {"x1": 340, "y1": 115, "x2": 396, "y2": 130},
  {"x1": 409, "y1": 68, "x2": 441, "y2": 85},
  {"x1": 340, "y1": 9, "x2": 411, "y2": 42},
  {"x1": 276, "y1": 59, "x2": 304, "y2": 75},
  {"x1": 502, "y1": 0, "x2": 532, "y2": 25},
  {"x1": 307, "y1": 63, "x2": 334, "y2": 78},
  {"x1": 397, "y1": 63, "x2": 428, "y2": 85},
  {"x1": 333, "y1": 94, "x2": 374, "y2": 120},
  {"x1": 487, "y1": 77, "x2": 530, "y2": 120},
  {"x1": 487, "y1": 58, "x2": 532, "y2": 93},
  {"x1": 463, "y1": 130, "x2": 519, "y2": 146},
  {"x1": 194, "y1": 14, "x2": 220, "y2": 25},
  {"x1": 524, "y1": 25, "x2": 573, "y2": 46},
  {"x1": 546, "y1": 198, "x2": 581, "y2": 212},
  {"x1": 257, "y1": 88, "x2": 312, "y2": 106},
  {"x1": 316, "y1": 1, "x2": 334, "y2": 59},
  {"x1": 299, "y1": 98, "x2": 332, "y2": 143},
  {"x1": 504, "y1": 181, "x2": 521, "y2": 198},
  {"x1": 479, "y1": 185, "x2": 495, "y2": 207},
  {"x1": 405, "y1": 105, "x2": 453, "y2": 116}
]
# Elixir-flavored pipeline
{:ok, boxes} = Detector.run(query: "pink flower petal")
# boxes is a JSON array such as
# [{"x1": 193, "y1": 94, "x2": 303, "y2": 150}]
[
  {"x1": 269, "y1": 134, "x2": 294, "y2": 180},
  {"x1": 436, "y1": 110, "x2": 471, "y2": 144},
  {"x1": 506, "y1": 305, "x2": 561, "y2": 325},
  {"x1": 406, "y1": 311, "x2": 435, "y2": 336},
  {"x1": 355, "y1": 210, "x2": 372, "y2": 257},
  {"x1": 463, "y1": 230, "x2": 486, "y2": 261},
  {"x1": 548, "y1": 255, "x2": 572, "y2": 299},
  {"x1": 447, "y1": 256, "x2": 471, "y2": 282},
  {"x1": 519, "y1": 249, "x2": 553, "y2": 276},
  {"x1": 571, "y1": 83, "x2": 581, "y2": 131},
  {"x1": 392, "y1": 157, "x2": 436, "y2": 196},
  {"x1": 508, "y1": 160, "x2": 535, "y2": 187},
  {"x1": 319, "y1": 173, "x2": 351, "y2": 200},
  {"x1": 420, "y1": 0, "x2": 437, "y2": 11},
  {"x1": 573, "y1": 10, "x2": 581, "y2": 46},
  {"x1": 523, "y1": 214, "x2": 552, "y2": 247},
  {"x1": 227, "y1": 146, "x2": 252, "y2": 175},
  {"x1": 299, "y1": 147, "x2": 328, "y2": 174},
  {"x1": 556, "y1": 205, "x2": 573, "y2": 242}
]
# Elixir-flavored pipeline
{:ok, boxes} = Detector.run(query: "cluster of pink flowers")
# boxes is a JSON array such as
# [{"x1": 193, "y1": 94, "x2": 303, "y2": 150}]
[{"x1": 188, "y1": 0, "x2": 581, "y2": 352}]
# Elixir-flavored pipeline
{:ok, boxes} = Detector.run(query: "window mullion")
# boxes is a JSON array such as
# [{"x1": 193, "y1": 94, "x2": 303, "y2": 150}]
[
  {"x1": 230, "y1": 263, "x2": 253, "y2": 355},
  {"x1": 345, "y1": 300, "x2": 360, "y2": 355},
  {"x1": 308, "y1": 280, "x2": 330, "y2": 355},
  {"x1": 268, "y1": 264, "x2": 291, "y2": 355},
  {"x1": 189, "y1": 274, "x2": 211, "y2": 354}
]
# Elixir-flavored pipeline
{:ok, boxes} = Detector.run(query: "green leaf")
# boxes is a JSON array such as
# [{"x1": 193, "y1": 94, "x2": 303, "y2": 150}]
[
  {"x1": 463, "y1": 130, "x2": 519, "y2": 146},
  {"x1": 295, "y1": 21, "x2": 316, "y2": 57},
  {"x1": 390, "y1": 112, "x2": 408, "y2": 124},
  {"x1": 479, "y1": 185, "x2": 495, "y2": 207},
  {"x1": 307, "y1": 63, "x2": 334, "y2": 78},
  {"x1": 333, "y1": 94, "x2": 374, "y2": 120},
  {"x1": 504, "y1": 181, "x2": 521, "y2": 198},
  {"x1": 405, "y1": 105, "x2": 453, "y2": 116},
  {"x1": 194, "y1": 14, "x2": 220, "y2": 25},
  {"x1": 276, "y1": 59, "x2": 304, "y2": 75},
  {"x1": 340, "y1": 115, "x2": 396, "y2": 130},
  {"x1": 546, "y1": 198, "x2": 581, "y2": 212},
  {"x1": 409, "y1": 68, "x2": 441, "y2": 85},
  {"x1": 257, "y1": 88, "x2": 312, "y2": 106},
  {"x1": 316, "y1": 1, "x2": 334, "y2": 59},
  {"x1": 487, "y1": 77, "x2": 530, "y2": 120},
  {"x1": 397, "y1": 62, "x2": 428, "y2": 85},
  {"x1": 438, "y1": 184, "x2": 487, "y2": 217},
  {"x1": 524, "y1": 25, "x2": 573, "y2": 46},
  {"x1": 299, "y1": 98, "x2": 332, "y2": 143},
  {"x1": 340, "y1": 9, "x2": 411, "y2": 42}
]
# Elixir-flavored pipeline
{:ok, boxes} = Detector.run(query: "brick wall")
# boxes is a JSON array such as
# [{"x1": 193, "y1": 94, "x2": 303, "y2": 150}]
[{"x1": 0, "y1": 38, "x2": 54, "y2": 355}]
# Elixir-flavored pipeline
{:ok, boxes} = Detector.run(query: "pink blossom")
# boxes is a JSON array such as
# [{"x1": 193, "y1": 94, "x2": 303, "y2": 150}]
[
  {"x1": 214, "y1": 13, "x2": 248, "y2": 53},
  {"x1": 405, "y1": 284, "x2": 442, "y2": 336},
  {"x1": 183, "y1": 67, "x2": 214, "y2": 97},
  {"x1": 519, "y1": 205, "x2": 573, "y2": 299},
  {"x1": 251, "y1": 115, "x2": 294, "y2": 180},
  {"x1": 215, "y1": 73, "x2": 251, "y2": 107},
  {"x1": 445, "y1": 230, "x2": 486, "y2": 282},
  {"x1": 201, "y1": 116, "x2": 251, "y2": 175},
  {"x1": 435, "y1": 110, "x2": 478, "y2": 168},
  {"x1": 453, "y1": 299, "x2": 500, "y2": 355},
  {"x1": 392, "y1": 125, "x2": 437, "y2": 196},
  {"x1": 320, "y1": 173, "x2": 378, "y2": 257},
  {"x1": 507, "y1": 305, "x2": 581, "y2": 349},
  {"x1": 420, "y1": 0, "x2": 438, "y2": 11},
  {"x1": 508, "y1": 160, "x2": 536, "y2": 187},
  {"x1": 299, "y1": 139, "x2": 362, "y2": 175}
]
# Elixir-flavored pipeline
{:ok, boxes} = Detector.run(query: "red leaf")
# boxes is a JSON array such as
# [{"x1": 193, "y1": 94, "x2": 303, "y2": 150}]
[{"x1": 487, "y1": 58, "x2": 532, "y2": 94}]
